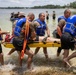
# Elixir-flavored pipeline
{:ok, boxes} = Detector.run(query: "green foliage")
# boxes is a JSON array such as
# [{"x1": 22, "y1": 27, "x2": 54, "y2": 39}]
[
  {"x1": 31, "y1": 4, "x2": 63, "y2": 9},
  {"x1": 69, "y1": 1, "x2": 76, "y2": 8},
  {"x1": 31, "y1": 1, "x2": 76, "y2": 9}
]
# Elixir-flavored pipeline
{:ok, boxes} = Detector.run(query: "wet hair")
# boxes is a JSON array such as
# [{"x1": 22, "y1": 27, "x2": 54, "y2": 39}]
[
  {"x1": 39, "y1": 13, "x2": 42, "y2": 18},
  {"x1": 39, "y1": 13, "x2": 45, "y2": 18},
  {"x1": 19, "y1": 15, "x2": 25, "y2": 18},
  {"x1": 64, "y1": 9, "x2": 70, "y2": 14},
  {"x1": 18, "y1": 12, "x2": 25, "y2": 18},
  {"x1": 27, "y1": 13, "x2": 35, "y2": 18},
  {"x1": 58, "y1": 19, "x2": 66, "y2": 26}
]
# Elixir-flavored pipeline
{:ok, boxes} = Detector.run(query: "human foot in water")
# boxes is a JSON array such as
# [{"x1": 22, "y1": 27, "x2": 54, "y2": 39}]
[{"x1": 63, "y1": 58, "x2": 72, "y2": 67}]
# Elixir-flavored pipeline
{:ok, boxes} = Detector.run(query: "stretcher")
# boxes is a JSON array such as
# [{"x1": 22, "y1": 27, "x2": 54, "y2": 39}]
[{"x1": 3, "y1": 42, "x2": 61, "y2": 48}]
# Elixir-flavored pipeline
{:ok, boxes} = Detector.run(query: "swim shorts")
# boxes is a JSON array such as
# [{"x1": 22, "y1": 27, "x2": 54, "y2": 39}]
[
  {"x1": 61, "y1": 32, "x2": 74, "y2": 50},
  {"x1": 13, "y1": 37, "x2": 30, "y2": 52},
  {"x1": 0, "y1": 44, "x2": 2, "y2": 53}
]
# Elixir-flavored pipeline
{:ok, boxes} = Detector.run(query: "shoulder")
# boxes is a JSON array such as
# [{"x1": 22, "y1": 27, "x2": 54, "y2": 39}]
[
  {"x1": 34, "y1": 21, "x2": 40, "y2": 26},
  {"x1": 29, "y1": 22, "x2": 36, "y2": 31}
]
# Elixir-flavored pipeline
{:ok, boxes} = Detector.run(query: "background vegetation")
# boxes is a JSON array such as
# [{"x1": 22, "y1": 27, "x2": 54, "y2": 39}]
[{"x1": 31, "y1": 1, "x2": 76, "y2": 9}]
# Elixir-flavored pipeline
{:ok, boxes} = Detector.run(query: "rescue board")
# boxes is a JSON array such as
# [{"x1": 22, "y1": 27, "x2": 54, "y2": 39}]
[{"x1": 3, "y1": 42, "x2": 61, "y2": 48}]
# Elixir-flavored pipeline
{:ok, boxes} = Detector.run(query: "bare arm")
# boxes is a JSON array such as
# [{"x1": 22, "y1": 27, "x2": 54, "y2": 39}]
[
  {"x1": 33, "y1": 21, "x2": 40, "y2": 27},
  {"x1": 46, "y1": 25, "x2": 50, "y2": 37},
  {"x1": 57, "y1": 26, "x2": 62, "y2": 37},
  {"x1": 0, "y1": 31, "x2": 8, "y2": 35}
]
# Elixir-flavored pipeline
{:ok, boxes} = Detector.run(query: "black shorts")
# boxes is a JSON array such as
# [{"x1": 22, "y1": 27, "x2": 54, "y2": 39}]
[
  {"x1": 46, "y1": 16, "x2": 49, "y2": 20},
  {"x1": 53, "y1": 17, "x2": 55, "y2": 20},
  {"x1": 13, "y1": 37, "x2": 30, "y2": 52},
  {"x1": 61, "y1": 32, "x2": 74, "y2": 50},
  {"x1": 0, "y1": 44, "x2": 2, "y2": 53},
  {"x1": 56, "y1": 33, "x2": 60, "y2": 39}
]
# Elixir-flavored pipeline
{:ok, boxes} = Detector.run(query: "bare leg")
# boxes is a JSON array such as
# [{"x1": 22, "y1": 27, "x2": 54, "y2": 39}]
[
  {"x1": 17, "y1": 51, "x2": 22, "y2": 66},
  {"x1": 25, "y1": 49, "x2": 33, "y2": 69},
  {"x1": 47, "y1": 37, "x2": 60, "y2": 43},
  {"x1": 39, "y1": 36, "x2": 60, "y2": 43},
  {"x1": 57, "y1": 47, "x2": 62, "y2": 57},
  {"x1": 8, "y1": 48, "x2": 15, "y2": 55},
  {"x1": 64, "y1": 52, "x2": 76, "y2": 67},
  {"x1": 63, "y1": 49, "x2": 69, "y2": 67},
  {"x1": 0, "y1": 53, "x2": 4, "y2": 65},
  {"x1": 34, "y1": 47, "x2": 40, "y2": 55},
  {"x1": 43, "y1": 47, "x2": 48, "y2": 59}
]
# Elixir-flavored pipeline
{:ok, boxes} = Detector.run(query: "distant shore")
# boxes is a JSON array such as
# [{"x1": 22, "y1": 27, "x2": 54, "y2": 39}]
[{"x1": 0, "y1": 7, "x2": 75, "y2": 10}]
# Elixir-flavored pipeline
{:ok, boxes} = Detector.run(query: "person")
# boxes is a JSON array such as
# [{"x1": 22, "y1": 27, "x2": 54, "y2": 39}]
[
  {"x1": 56, "y1": 9, "x2": 71, "y2": 56},
  {"x1": 34, "y1": 13, "x2": 50, "y2": 59},
  {"x1": 11, "y1": 13, "x2": 20, "y2": 36},
  {"x1": 55, "y1": 19, "x2": 66, "y2": 56},
  {"x1": 7, "y1": 12, "x2": 35, "y2": 55},
  {"x1": 7, "y1": 12, "x2": 23, "y2": 56},
  {"x1": 61, "y1": 15, "x2": 76, "y2": 67},
  {"x1": 46, "y1": 11, "x2": 49, "y2": 24},
  {"x1": 30, "y1": 22, "x2": 60, "y2": 43},
  {"x1": 8, "y1": 12, "x2": 35, "y2": 70},
  {"x1": 10, "y1": 12, "x2": 15, "y2": 23},
  {"x1": 0, "y1": 28, "x2": 9, "y2": 65},
  {"x1": 8, "y1": 12, "x2": 26, "y2": 55},
  {"x1": 52, "y1": 11, "x2": 56, "y2": 21}
]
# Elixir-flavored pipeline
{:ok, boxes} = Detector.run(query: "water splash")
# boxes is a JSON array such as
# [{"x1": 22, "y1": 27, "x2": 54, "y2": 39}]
[{"x1": 0, "y1": 63, "x2": 16, "y2": 72}]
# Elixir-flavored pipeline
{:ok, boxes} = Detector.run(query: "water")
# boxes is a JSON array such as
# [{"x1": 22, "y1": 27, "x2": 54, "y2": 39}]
[{"x1": 0, "y1": 8, "x2": 75, "y2": 74}]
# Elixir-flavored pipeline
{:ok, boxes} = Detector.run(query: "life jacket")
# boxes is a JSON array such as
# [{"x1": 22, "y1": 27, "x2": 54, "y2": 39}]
[
  {"x1": 14, "y1": 18, "x2": 26, "y2": 37},
  {"x1": 58, "y1": 16, "x2": 68, "y2": 22},
  {"x1": 13, "y1": 17, "x2": 29, "y2": 59},
  {"x1": 63, "y1": 15, "x2": 76, "y2": 37},
  {"x1": 35, "y1": 19, "x2": 46, "y2": 36}
]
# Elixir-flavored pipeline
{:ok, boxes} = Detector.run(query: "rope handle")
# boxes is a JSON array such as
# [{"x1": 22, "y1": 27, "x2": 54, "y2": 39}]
[{"x1": 21, "y1": 20, "x2": 29, "y2": 59}]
